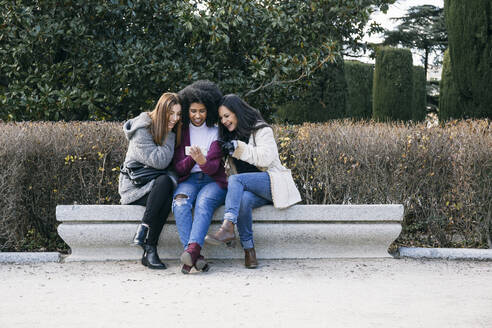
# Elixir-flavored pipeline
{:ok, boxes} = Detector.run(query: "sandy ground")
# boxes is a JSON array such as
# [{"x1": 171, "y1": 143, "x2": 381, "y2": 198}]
[{"x1": 1, "y1": 258, "x2": 491, "y2": 328}]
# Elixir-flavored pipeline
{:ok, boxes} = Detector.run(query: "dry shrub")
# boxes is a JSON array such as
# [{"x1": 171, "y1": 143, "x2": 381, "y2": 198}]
[
  {"x1": 275, "y1": 119, "x2": 492, "y2": 248},
  {"x1": 0, "y1": 120, "x2": 490, "y2": 250},
  {"x1": 0, "y1": 122, "x2": 126, "y2": 251}
]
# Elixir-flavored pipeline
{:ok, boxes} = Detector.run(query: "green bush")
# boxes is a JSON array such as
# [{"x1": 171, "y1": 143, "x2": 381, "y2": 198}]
[
  {"x1": 0, "y1": 0, "x2": 395, "y2": 121},
  {"x1": 345, "y1": 60, "x2": 374, "y2": 119},
  {"x1": 444, "y1": 0, "x2": 492, "y2": 118},
  {"x1": 274, "y1": 61, "x2": 347, "y2": 123},
  {"x1": 372, "y1": 47, "x2": 414, "y2": 121},
  {"x1": 412, "y1": 66, "x2": 426, "y2": 121},
  {"x1": 439, "y1": 49, "x2": 463, "y2": 120},
  {"x1": 0, "y1": 1, "x2": 190, "y2": 121},
  {"x1": 1, "y1": 120, "x2": 491, "y2": 251}
]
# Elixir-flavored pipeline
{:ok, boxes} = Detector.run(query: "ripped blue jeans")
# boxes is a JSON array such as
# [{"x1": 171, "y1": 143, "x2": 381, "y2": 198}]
[{"x1": 172, "y1": 173, "x2": 226, "y2": 248}]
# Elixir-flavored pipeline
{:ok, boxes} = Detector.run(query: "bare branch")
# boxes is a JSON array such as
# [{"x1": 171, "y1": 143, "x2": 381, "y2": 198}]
[{"x1": 244, "y1": 56, "x2": 333, "y2": 97}]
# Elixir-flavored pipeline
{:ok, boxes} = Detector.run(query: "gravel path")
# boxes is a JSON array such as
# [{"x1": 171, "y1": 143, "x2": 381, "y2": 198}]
[{"x1": 1, "y1": 258, "x2": 491, "y2": 328}]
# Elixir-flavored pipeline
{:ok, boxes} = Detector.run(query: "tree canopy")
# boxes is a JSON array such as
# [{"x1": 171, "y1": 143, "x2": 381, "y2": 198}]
[
  {"x1": 382, "y1": 5, "x2": 447, "y2": 77},
  {"x1": 0, "y1": 0, "x2": 395, "y2": 121}
]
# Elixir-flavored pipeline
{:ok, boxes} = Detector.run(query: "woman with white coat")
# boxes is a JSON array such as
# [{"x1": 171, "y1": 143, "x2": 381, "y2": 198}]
[{"x1": 205, "y1": 94, "x2": 301, "y2": 268}]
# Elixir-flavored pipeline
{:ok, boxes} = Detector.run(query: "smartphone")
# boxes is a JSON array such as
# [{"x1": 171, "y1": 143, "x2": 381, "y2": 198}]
[{"x1": 185, "y1": 146, "x2": 207, "y2": 156}]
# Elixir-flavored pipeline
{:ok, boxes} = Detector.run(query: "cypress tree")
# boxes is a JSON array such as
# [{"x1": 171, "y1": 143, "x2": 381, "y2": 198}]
[
  {"x1": 439, "y1": 49, "x2": 463, "y2": 120},
  {"x1": 445, "y1": 0, "x2": 492, "y2": 118},
  {"x1": 345, "y1": 60, "x2": 374, "y2": 119},
  {"x1": 372, "y1": 47, "x2": 414, "y2": 121},
  {"x1": 412, "y1": 66, "x2": 427, "y2": 121}
]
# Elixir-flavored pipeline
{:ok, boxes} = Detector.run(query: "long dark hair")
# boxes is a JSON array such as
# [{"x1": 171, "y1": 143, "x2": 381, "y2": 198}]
[
  {"x1": 218, "y1": 94, "x2": 270, "y2": 142},
  {"x1": 178, "y1": 80, "x2": 222, "y2": 127}
]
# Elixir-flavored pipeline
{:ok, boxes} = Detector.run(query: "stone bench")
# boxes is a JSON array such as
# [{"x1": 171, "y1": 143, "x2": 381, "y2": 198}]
[{"x1": 56, "y1": 204, "x2": 403, "y2": 262}]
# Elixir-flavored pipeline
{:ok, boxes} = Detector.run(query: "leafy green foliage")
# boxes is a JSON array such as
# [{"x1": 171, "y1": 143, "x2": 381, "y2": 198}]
[
  {"x1": 382, "y1": 5, "x2": 447, "y2": 76},
  {"x1": 444, "y1": 0, "x2": 492, "y2": 119},
  {"x1": 345, "y1": 60, "x2": 374, "y2": 119},
  {"x1": 0, "y1": 0, "x2": 395, "y2": 121},
  {"x1": 274, "y1": 61, "x2": 347, "y2": 123},
  {"x1": 373, "y1": 47, "x2": 413, "y2": 121}
]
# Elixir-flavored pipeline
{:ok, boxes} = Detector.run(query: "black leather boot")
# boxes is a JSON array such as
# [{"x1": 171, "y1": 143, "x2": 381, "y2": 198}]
[
  {"x1": 142, "y1": 244, "x2": 166, "y2": 270},
  {"x1": 133, "y1": 223, "x2": 149, "y2": 248}
]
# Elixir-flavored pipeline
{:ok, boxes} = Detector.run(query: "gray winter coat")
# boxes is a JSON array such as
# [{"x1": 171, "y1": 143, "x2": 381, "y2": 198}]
[{"x1": 118, "y1": 112, "x2": 177, "y2": 204}]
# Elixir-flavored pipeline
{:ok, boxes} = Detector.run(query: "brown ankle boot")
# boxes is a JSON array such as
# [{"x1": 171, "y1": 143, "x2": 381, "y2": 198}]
[
  {"x1": 205, "y1": 220, "x2": 236, "y2": 246},
  {"x1": 244, "y1": 248, "x2": 258, "y2": 269}
]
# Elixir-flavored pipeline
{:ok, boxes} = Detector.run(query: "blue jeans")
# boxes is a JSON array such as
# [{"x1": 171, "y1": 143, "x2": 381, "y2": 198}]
[
  {"x1": 172, "y1": 173, "x2": 226, "y2": 248},
  {"x1": 224, "y1": 172, "x2": 272, "y2": 249}
]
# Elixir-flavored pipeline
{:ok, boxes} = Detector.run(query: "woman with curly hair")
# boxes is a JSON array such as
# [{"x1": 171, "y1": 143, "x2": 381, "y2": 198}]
[
  {"x1": 205, "y1": 94, "x2": 301, "y2": 268},
  {"x1": 119, "y1": 92, "x2": 182, "y2": 269},
  {"x1": 172, "y1": 80, "x2": 227, "y2": 274}
]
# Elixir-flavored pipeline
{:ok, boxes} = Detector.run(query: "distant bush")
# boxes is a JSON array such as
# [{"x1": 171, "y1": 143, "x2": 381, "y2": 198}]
[
  {"x1": 1, "y1": 120, "x2": 491, "y2": 251},
  {"x1": 373, "y1": 47, "x2": 413, "y2": 121},
  {"x1": 345, "y1": 60, "x2": 373, "y2": 119},
  {"x1": 274, "y1": 61, "x2": 347, "y2": 123},
  {"x1": 412, "y1": 66, "x2": 426, "y2": 121}
]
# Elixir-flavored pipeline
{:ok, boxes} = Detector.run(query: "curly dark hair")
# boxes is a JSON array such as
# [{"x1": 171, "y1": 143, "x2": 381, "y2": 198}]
[{"x1": 178, "y1": 80, "x2": 223, "y2": 127}]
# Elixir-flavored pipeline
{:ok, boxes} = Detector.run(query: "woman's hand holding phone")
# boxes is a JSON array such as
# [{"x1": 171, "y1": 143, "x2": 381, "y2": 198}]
[{"x1": 188, "y1": 145, "x2": 206, "y2": 165}]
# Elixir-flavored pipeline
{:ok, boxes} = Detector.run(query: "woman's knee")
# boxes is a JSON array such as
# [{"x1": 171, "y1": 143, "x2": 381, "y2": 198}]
[
  {"x1": 172, "y1": 193, "x2": 191, "y2": 210},
  {"x1": 153, "y1": 174, "x2": 173, "y2": 189},
  {"x1": 228, "y1": 174, "x2": 241, "y2": 185},
  {"x1": 239, "y1": 192, "x2": 256, "y2": 212}
]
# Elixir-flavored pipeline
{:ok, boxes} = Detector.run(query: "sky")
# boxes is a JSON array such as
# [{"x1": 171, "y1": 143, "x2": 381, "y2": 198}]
[{"x1": 357, "y1": 0, "x2": 444, "y2": 79}]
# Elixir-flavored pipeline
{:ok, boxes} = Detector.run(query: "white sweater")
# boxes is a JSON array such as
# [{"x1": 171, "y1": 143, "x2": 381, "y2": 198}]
[{"x1": 228, "y1": 126, "x2": 301, "y2": 208}]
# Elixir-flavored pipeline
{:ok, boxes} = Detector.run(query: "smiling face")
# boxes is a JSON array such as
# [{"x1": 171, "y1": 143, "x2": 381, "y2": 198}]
[
  {"x1": 219, "y1": 105, "x2": 238, "y2": 132},
  {"x1": 168, "y1": 104, "x2": 181, "y2": 130},
  {"x1": 189, "y1": 102, "x2": 207, "y2": 127}
]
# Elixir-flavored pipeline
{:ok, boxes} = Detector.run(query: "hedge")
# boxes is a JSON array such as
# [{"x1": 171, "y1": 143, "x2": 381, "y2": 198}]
[
  {"x1": 344, "y1": 60, "x2": 374, "y2": 120},
  {"x1": 439, "y1": 49, "x2": 463, "y2": 120},
  {"x1": 412, "y1": 66, "x2": 426, "y2": 122},
  {"x1": 372, "y1": 47, "x2": 414, "y2": 121},
  {"x1": 444, "y1": 0, "x2": 492, "y2": 119},
  {"x1": 274, "y1": 61, "x2": 347, "y2": 123},
  {"x1": 1, "y1": 120, "x2": 491, "y2": 252}
]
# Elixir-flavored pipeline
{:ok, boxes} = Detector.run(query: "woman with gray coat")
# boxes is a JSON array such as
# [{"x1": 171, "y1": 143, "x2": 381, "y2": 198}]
[{"x1": 119, "y1": 92, "x2": 182, "y2": 269}]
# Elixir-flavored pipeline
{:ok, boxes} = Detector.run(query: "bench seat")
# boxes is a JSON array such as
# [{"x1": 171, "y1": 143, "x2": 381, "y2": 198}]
[{"x1": 56, "y1": 204, "x2": 403, "y2": 262}]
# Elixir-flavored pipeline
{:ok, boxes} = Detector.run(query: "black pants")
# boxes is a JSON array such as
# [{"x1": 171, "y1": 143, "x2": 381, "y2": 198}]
[{"x1": 130, "y1": 175, "x2": 174, "y2": 246}]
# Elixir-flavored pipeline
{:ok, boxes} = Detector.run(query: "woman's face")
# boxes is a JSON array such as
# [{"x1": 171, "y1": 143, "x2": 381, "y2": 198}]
[
  {"x1": 219, "y1": 105, "x2": 238, "y2": 132},
  {"x1": 189, "y1": 102, "x2": 207, "y2": 127},
  {"x1": 168, "y1": 104, "x2": 181, "y2": 130}
]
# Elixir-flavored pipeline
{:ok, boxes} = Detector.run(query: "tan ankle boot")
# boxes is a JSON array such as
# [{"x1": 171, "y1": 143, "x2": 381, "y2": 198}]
[
  {"x1": 244, "y1": 248, "x2": 258, "y2": 269},
  {"x1": 205, "y1": 220, "x2": 236, "y2": 246}
]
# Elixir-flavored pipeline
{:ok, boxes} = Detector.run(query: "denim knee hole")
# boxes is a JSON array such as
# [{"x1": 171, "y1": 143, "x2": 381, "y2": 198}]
[{"x1": 173, "y1": 194, "x2": 189, "y2": 207}]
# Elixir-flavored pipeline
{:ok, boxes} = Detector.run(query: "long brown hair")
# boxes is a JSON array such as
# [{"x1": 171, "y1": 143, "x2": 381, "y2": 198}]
[{"x1": 148, "y1": 92, "x2": 182, "y2": 147}]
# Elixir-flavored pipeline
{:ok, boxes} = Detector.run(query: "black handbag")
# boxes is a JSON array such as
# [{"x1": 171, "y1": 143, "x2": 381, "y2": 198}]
[{"x1": 120, "y1": 161, "x2": 171, "y2": 187}]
